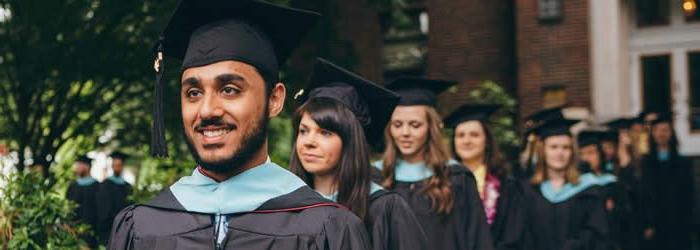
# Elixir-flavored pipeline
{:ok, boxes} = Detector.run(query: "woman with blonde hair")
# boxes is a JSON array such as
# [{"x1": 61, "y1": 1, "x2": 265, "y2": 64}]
[
  {"x1": 373, "y1": 77, "x2": 493, "y2": 250},
  {"x1": 522, "y1": 118, "x2": 609, "y2": 250}
]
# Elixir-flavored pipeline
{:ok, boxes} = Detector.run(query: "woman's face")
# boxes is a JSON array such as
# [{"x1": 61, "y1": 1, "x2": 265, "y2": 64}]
[
  {"x1": 543, "y1": 135, "x2": 573, "y2": 171},
  {"x1": 651, "y1": 122, "x2": 673, "y2": 148},
  {"x1": 579, "y1": 144, "x2": 601, "y2": 171},
  {"x1": 454, "y1": 121, "x2": 487, "y2": 163},
  {"x1": 295, "y1": 113, "x2": 343, "y2": 177},
  {"x1": 389, "y1": 105, "x2": 430, "y2": 158}
]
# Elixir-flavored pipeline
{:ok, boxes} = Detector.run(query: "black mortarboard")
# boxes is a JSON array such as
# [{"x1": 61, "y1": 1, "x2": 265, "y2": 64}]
[
  {"x1": 296, "y1": 58, "x2": 400, "y2": 144},
  {"x1": 600, "y1": 130, "x2": 619, "y2": 143},
  {"x1": 444, "y1": 104, "x2": 501, "y2": 129},
  {"x1": 109, "y1": 151, "x2": 129, "y2": 160},
  {"x1": 524, "y1": 105, "x2": 566, "y2": 134},
  {"x1": 76, "y1": 154, "x2": 93, "y2": 166},
  {"x1": 150, "y1": 0, "x2": 320, "y2": 157},
  {"x1": 604, "y1": 118, "x2": 632, "y2": 130},
  {"x1": 534, "y1": 118, "x2": 580, "y2": 139},
  {"x1": 577, "y1": 130, "x2": 605, "y2": 148},
  {"x1": 385, "y1": 77, "x2": 457, "y2": 107},
  {"x1": 650, "y1": 112, "x2": 673, "y2": 125}
]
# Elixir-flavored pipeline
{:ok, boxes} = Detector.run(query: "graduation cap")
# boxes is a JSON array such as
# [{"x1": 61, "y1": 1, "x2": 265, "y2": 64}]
[
  {"x1": 534, "y1": 118, "x2": 580, "y2": 139},
  {"x1": 577, "y1": 130, "x2": 605, "y2": 148},
  {"x1": 109, "y1": 151, "x2": 129, "y2": 160},
  {"x1": 296, "y1": 58, "x2": 400, "y2": 144},
  {"x1": 384, "y1": 77, "x2": 457, "y2": 107},
  {"x1": 75, "y1": 154, "x2": 93, "y2": 166},
  {"x1": 650, "y1": 112, "x2": 673, "y2": 125},
  {"x1": 444, "y1": 104, "x2": 501, "y2": 129},
  {"x1": 150, "y1": 0, "x2": 321, "y2": 157},
  {"x1": 604, "y1": 118, "x2": 632, "y2": 130},
  {"x1": 524, "y1": 105, "x2": 566, "y2": 134}
]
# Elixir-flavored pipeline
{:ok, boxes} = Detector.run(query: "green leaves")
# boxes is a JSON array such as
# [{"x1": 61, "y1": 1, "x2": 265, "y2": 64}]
[{"x1": 0, "y1": 171, "x2": 88, "y2": 249}]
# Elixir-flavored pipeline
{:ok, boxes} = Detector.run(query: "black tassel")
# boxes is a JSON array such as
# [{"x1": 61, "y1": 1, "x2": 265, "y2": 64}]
[{"x1": 151, "y1": 38, "x2": 168, "y2": 157}]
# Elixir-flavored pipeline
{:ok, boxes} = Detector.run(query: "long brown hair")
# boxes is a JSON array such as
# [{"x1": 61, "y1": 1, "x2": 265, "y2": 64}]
[
  {"x1": 381, "y1": 106, "x2": 454, "y2": 214},
  {"x1": 450, "y1": 120, "x2": 508, "y2": 179},
  {"x1": 289, "y1": 98, "x2": 370, "y2": 220},
  {"x1": 530, "y1": 135, "x2": 581, "y2": 185}
]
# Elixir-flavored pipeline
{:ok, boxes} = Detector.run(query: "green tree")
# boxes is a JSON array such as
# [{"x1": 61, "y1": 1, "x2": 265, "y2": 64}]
[{"x1": 0, "y1": 0, "x2": 176, "y2": 173}]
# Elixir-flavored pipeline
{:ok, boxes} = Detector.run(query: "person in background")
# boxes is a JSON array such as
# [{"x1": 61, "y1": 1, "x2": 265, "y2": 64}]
[
  {"x1": 96, "y1": 151, "x2": 132, "y2": 245},
  {"x1": 578, "y1": 130, "x2": 640, "y2": 250},
  {"x1": 639, "y1": 112, "x2": 694, "y2": 250},
  {"x1": 66, "y1": 154, "x2": 100, "y2": 248},
  {"x1": 517, "y1": 106, "x2": 566, "y2": 180},
  {"x1": 444, "y1": 104, "x2": 526, "y2": 250},
  {"x1": 522, "y1": 119, "x2": 610, "y2": 250},
  {"x1": 289, "y1": 58, "x2": 427, "y2": 250},
  {"x1": 373, "y1": 77, "x2": 493, "y2": 250}
]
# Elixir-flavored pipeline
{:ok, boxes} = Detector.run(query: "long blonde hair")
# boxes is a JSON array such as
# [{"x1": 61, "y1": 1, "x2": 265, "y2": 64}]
[
  {"x1": 530, "y1": 136, "x2": 581, "y2": 185},
  {"x1": 381, "y1": 106, "x2": 454, "y2": 214}
]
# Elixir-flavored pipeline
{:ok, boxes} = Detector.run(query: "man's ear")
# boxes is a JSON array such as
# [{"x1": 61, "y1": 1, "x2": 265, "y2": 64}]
[{"x1": 268, "y1": 82, "x2": 286, "y2": 118}]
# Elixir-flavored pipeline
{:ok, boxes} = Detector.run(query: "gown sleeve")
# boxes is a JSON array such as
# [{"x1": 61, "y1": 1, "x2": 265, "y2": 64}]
[
  {"x1": 460, "y1": 173, "x2": 496, "y2": 250},
  {"x1": 317, "y1": 210, "x2": 372, "y2": 250},
  {"x1": 107, "y1": 205, "x2": 137, "y2": 250},
  {"x1": 494, "y1": 181, "x2": 526, "y2": 250},
  {"x1": 565, "y1": 191, "x2": 610, "y2": 250},
  {"x1": 370, "y1": 194, "x2": 428, "y2": 250}
]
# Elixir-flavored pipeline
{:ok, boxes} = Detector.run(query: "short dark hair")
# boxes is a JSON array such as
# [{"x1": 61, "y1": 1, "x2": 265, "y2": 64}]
[{"x1": 288, "y1": 98, "x2": 371, "y2": 220}]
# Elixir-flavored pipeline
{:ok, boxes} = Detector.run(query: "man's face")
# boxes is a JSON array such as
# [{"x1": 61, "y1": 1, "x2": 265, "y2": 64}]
[
  {"x1": 74, "y1": 162, "x2": 89, "y2": 177},
  {"x1": 181, "y1": 61, "x2": 275, "y2": 173},
  {"x1": 112, "y1": 158, "x2": 124, "y2": 175}
]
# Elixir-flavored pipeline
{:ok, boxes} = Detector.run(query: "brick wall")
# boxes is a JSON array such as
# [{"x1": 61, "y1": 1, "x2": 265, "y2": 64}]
[
  {"x1": 425, "y1": 0, "x2": 517, "y2": 115},
  {"x1": 516, "y1": 0, "x2": 591, "y2": 122}
]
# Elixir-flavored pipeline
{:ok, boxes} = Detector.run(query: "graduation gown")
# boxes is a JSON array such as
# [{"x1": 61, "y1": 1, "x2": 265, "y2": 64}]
[
  {"x1": 97, "y1": 176, "x2": 132, "y2": 245},
  {"x1": 366, "y1": 189, "x2": 428, "y2": 250},
  {"x1": 488, "y1": 177, "x2": 526, "y2": 250},
  {"x1": 640, "y1": 154, "x2": 694, "y2": 250},
  {"x1": 372, "y1": 161, "x2": 494, "y2": 250},
  {"x1": 522, "y1": 179, "x2": 610, "y2": 250},
  {"x1": 66, "y1": 177, "x2": 100, "y2": 247},
  {"x1": 109, "y1": 162, "x2": 370, "y2": 250},
  {"x1": 594, "y1": 177, "x2": 640, "y2": 250}
]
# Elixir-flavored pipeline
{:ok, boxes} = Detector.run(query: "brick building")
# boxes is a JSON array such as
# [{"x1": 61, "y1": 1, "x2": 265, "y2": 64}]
[{"x1": 316, "y1": 0, "x2": 700, "y2": 157}]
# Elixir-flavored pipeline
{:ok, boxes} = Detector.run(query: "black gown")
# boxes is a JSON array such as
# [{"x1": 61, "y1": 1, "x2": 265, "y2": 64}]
[
  {"x1": 366, "y1": 189, "x2": 428, "y2": 250},
  {"x1": 639, "y1": 154, "x2": 695, "y2": 250},
  {"x1": 66, "y1": 180, "x2": 100, "y2": 247},
  {"x1": 595, "y1": 179, "x2": 640, "y2": 250},
  {"x1": 97, "y1": 177, "x2": 132, "y2": 245},
  {"x1": 108, "y1": 186, "x2": 370, "y2": 250},
  {"x1": 522, "y1": 183, "x2": 610, "y2": 250},
  {"x1": 371, "y1": 164, "x2": 494, "y2": 250},
  {"x1": 489, "y1": 177, "x2": 526, "y2": 250}
]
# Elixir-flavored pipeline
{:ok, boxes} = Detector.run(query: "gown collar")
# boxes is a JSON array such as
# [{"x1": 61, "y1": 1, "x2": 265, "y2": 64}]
[
  {"x1": 76, "y1": 176, "x2": 97, "y2": 186},
  {"x1": 107, "y1": 175, "x2": 127, "y2": 185},
  {"x1": 540, "y1": 173, "x2": 602, "y2": 203},
  {"x1": 168, "y1": 159, "x2": 308, "y2": 214},
  {"x1": 372, "y1": 159, "x2": 434, "y2": 182},
  {"x1": 316, "y1": 182, "x2": 384, "y2": 202}
]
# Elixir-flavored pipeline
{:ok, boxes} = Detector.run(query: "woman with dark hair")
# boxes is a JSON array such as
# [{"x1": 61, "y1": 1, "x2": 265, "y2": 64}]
[
  {"x1": 373, "y1": 77, "x2": 493, "y2": 250},
  {"x1": 639, "y1": 113, "x2": 694, "y2": 250},
  {"x1": 444, "y1": 104, "x2": 526, "y2": 250},
  {"x1": 522, "y1": 119, "x2": 610, "y2": 250},
  {"x1": 577, "y1": 130, "x2": 640, "y2": 250},
  {"x1": 289, "y1": 58, "x2": 428, "y2": 250}
]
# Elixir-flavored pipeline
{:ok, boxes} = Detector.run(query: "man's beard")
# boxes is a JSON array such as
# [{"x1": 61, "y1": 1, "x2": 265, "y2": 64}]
[{"x1": 184, "y1": 111, "x2": 269, "y2": 174}]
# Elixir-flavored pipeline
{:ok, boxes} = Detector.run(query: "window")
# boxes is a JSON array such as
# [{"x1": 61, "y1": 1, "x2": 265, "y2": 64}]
[
  {"x1": 636, "y1": 0, "x2": 670, "y2": 27},
  {"x1": 689, "y1": 52, "x2": 700, "y2": 130},
  {"x1": 641, "y1": 55, "x2": 672, "y2": 114},
  {"x1": 538, "y1": 0, "x2": 563, "y2": 22},
  {"x1": 542, "y1": 86, "x2": 567, "y2": 108},
  {"x1": 380, "y1": 0, "x2": 428, "y2": 78}
]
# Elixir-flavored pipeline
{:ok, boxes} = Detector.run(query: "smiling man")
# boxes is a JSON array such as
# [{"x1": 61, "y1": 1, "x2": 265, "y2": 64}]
[{"x1": 107, "y1": 1, "x2": 370, "y2": 249}]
